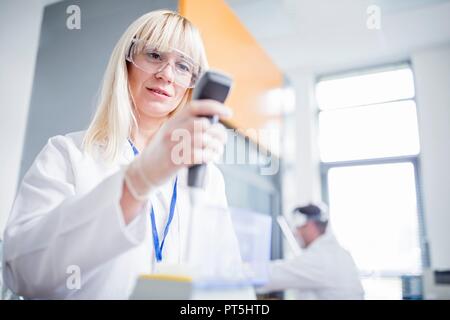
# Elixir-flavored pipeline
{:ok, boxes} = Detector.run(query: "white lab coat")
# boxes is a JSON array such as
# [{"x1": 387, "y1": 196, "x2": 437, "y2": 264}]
[
  {"x1": 258, "y1": 231, "x2": 364, "y2": 300},
  {"x1": 2, "y1": 131, "x2": 243, "y2": 299}
]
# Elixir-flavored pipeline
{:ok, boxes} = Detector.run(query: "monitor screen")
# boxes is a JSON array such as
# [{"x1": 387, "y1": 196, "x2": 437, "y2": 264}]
[{"x1": 229, "y1": 207, "x2": 272, "y2": 286}]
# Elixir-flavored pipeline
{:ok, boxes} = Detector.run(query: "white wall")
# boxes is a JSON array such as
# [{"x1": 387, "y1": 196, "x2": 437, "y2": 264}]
[
  {"x1": 289, "y1": 71, "x2": 322, "y2": 208},
  {"x1": 0, "y1": 0, "x2": 49, "y2": 235},
  {"x1": 279, "y1": 70, "x2": 322, "y2": 262},
  {"x1": 412, "y1": 44, "x2": 450, "y2": 269}
]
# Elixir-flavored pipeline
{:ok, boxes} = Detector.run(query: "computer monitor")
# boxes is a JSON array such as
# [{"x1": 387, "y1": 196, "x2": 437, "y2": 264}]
[{"x1": 229, "y1": 207, "x2": 272, "y2": 286}]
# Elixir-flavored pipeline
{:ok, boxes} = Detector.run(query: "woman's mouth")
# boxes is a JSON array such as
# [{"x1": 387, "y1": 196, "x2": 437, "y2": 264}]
[{"x1": 146, "y1": 87, "x2": 171, "y2": 97}]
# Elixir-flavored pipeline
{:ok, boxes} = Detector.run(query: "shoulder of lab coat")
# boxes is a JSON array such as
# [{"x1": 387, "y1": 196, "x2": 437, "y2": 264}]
[
  {"x1": 257, "y1": 231, "x2": 363, "y2": 294},
  {"x1": 2, "y1": 131, "x2": 148, "y2": 298}
]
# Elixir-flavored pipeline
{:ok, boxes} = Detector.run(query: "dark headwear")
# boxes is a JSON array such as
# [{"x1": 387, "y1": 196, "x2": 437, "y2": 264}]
[{"x1": 293, "y1": 203, "x2": 329, "y2": 223}]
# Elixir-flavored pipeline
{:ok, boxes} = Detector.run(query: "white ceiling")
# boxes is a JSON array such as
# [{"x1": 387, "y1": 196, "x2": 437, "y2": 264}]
[{"x1": 226, "y1": 0, "x2": 450, "y2": 75}]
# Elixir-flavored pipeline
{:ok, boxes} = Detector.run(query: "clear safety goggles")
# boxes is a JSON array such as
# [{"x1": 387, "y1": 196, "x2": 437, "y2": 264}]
[
  {"x1": 126, "y1": 39, "x2": 201, "y2": 89},
  {"x1": 290, "y1": 214, "x2": 309, "y2": 230}
]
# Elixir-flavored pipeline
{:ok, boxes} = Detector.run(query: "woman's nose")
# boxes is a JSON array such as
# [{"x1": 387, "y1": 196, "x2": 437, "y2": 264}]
[{"x1": 154, "y1": 62, "x2": 176, "y2": 84}]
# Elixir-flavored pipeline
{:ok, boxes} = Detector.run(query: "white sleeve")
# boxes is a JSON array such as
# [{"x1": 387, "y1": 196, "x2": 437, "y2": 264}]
[
  {"x1": 2, "y1": 136, "x2": 148, "y2": 298},
  {"x1": 256, "y1": 252, "x2": 329, "y2": 293}
]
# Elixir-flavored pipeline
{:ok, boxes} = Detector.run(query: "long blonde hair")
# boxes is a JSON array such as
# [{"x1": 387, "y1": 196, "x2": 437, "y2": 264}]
[{"x1": 83, "y1": 10, "x2": 208, "y2": 163}]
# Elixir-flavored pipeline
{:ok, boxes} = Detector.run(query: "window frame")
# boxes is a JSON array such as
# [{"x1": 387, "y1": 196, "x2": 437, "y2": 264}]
[{"x1": 315, "y1": 62, "x2": 431, "y2": 277}]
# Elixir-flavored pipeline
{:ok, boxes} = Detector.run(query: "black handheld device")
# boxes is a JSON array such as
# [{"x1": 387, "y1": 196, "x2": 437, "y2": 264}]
[{"x1": 187, "y1": 70, "x2": 233, "y2": 188}]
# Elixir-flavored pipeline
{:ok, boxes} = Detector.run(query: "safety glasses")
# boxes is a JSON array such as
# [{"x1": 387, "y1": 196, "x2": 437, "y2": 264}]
[
  {"x1": 126, "y1": 39, "x2": 201, "y2": 89},
  {"x1": 290, "y1": 214, "x2": 309, "y2": 230}
]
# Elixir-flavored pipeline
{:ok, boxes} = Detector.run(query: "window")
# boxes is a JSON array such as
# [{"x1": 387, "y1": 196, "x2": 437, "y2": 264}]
[
  {"x1": 319, "y1": 100, "x2": 420, "y2": 161},
  {"x1": 316, "y1": 64, "x2": 428, "y2": 300}
]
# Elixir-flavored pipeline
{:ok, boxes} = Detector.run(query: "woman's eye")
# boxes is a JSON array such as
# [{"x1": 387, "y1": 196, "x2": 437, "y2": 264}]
[
  {"x1": 176, "y1": 62, "x2": 191, "y2": 73},
  {"x1": 147, "y1": 52, "x2": 161, "y2": 60}
]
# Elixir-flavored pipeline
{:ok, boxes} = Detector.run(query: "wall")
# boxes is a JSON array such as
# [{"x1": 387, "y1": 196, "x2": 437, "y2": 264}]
[
  {"x1": 0, "y1": 0, "x2": 47, "y2": 235},
  {"x1": 412, "y1": 44, "x2": 450, "y2": 269},
  {"x1": 289, "y1": 71, "x2": 322, "y2": 207}
]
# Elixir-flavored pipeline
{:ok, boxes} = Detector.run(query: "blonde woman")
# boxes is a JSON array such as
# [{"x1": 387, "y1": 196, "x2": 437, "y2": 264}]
[{"x1": 3, "y1": 10, "x2": 243, "y2": 299}]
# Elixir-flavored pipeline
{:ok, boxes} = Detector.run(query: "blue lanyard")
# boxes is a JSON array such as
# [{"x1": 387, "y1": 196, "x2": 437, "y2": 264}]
[{"x1": 128, "y1": 139, "x2": 178, "y2": 262}]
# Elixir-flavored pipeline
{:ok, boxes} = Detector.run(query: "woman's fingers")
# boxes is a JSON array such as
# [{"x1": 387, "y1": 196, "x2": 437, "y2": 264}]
[
  {"x1": 191, "y1": 145, "x2": 224, "y2": 164},
  {"x1": 178, "y1": 117, "x2": 228, "y2": 139},
  {"x1": 206, "y1": 123, "x2": 228, "y2": 144},
  {"x1": 189, "y1": 100, "x2": 233, "y2": 120},
  {"x1": 191, "y1": 132, "x2": 223, "y2": 152},
  {"x1": 205, "y1": 143, "x2": 225, "y2": 162},
  {"x1": 189, "y1": 127, "x2": 227, "y2": 164},
  {"x1": 170, "y1": 103, "x2": 230, "y2": 165},
  {"x1": 191, "y1": 148, "x2": 216, "y2": 164}
]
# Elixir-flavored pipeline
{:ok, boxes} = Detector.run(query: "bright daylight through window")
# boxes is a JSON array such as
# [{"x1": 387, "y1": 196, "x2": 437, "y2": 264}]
[{"x1": 316, "y1": 65, "x2": 425, "y2": 299}]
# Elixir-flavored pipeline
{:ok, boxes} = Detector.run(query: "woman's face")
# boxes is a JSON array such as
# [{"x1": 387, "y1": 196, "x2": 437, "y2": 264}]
[{"x1": 128, "y1": 56, "x2": 188, "y2": 120}]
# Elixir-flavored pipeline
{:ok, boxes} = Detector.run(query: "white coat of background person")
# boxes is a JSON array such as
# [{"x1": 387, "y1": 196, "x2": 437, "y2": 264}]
[
  {"x1": 2, "y1": 10, "x2": 244, "y2": 299},
  {"x1": 257, "y1": 204, "x2": 365, "y2": 300}
]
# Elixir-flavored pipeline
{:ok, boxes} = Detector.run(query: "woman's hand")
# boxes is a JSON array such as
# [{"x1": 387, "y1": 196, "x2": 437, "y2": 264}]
[{"x1": 122, "y1": 99, "x2": 232, "y2": 214}]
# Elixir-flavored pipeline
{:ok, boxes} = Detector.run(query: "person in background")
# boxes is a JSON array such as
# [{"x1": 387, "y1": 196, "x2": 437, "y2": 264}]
[{"x1": 257, "y1": 203, "x2": 365, "y2": 299}]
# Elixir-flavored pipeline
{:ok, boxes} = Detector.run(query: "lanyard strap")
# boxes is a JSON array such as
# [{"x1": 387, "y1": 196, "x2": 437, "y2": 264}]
[
  {"x1": 150, "y1": 177, "x2": 177, "y2": 262},
  {"x1": 128, "y1": 139, "x2": 177, "y2": 262}
]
